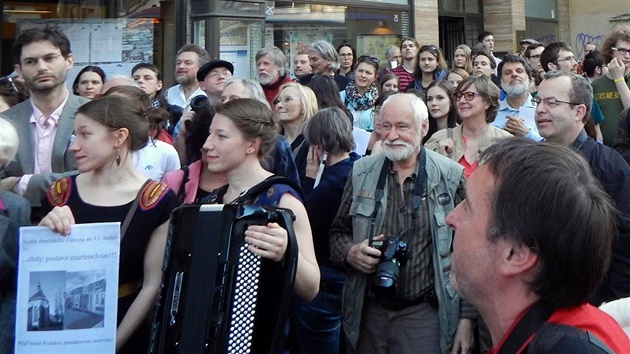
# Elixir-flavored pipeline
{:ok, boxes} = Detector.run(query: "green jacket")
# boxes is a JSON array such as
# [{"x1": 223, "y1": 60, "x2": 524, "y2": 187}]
[{"x1": 336, "y1": 149, "x2": 465, "y2": 352}]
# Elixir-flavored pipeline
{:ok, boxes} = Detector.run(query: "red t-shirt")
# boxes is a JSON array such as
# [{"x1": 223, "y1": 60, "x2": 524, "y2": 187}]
[
  {"x1": 391, "y1": 66, "x2": 414, "y2": 92},
  {"x1": 489, "y1": 303, "x2": 630, "y2": 353}
]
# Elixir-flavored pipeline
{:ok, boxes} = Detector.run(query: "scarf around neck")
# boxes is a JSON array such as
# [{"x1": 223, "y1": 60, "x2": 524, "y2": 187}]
[{"x1": 345, "y1": 81, "x2": 379, "y2": 111}]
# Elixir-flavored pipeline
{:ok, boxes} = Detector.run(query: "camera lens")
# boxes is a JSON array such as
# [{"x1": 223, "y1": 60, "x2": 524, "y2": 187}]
[
  {"x1": 189, "y1": 95, "x2": 209, "y2": 113},
  {"x1": 373, "y1": 260, "x2": 400, "y2": 299}
]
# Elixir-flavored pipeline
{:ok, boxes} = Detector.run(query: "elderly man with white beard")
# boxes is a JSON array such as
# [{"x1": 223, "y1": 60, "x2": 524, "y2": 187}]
[
  {"x1": 492, "y1": 54, "x2": 542, "y2": 141},
  {"x1": 329, "y1": 93, "x2": 475, "y2": 354},
  {"x1": 255, "y1": 46, "x2": 292, "y2": 108}
]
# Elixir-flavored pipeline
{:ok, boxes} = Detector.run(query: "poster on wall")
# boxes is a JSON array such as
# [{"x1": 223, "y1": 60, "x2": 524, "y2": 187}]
[
  {"x1": 220, "y1": 20, "x2": 250, "y2": 79},
  {"x1": 18, "y1": 18, "x2": 156, "y2": 89},
  {"x1": 356, "y1": 35, "x2": 401, "y2": 70},
  {"x1": 14, "y1": 223, "x2": 121, "y2": 354},
  {"x1": 288, "y1": 29, "x2": 333, "y2": 79}
]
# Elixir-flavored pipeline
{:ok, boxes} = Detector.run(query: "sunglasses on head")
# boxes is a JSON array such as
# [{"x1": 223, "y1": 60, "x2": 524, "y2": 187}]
[{"x1": 358, "y1": 55, "x2": 379, "y2": 64}]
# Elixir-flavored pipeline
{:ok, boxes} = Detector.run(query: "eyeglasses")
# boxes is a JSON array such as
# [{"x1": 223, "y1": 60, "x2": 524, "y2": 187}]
[
  {"x1": 455, "y1": 91, "x2": 481, "y2": 101},
  {"x1": 339, "y1": 53, "x2": 353, "y2": 58},
  {"x1": 556, "y1": 55, "x2": 576, "y2": 63},
  {"x1": 207, "y1": 71, "x2": 232, "y2": 79},
  {"x1": 531, "y1": 96, "x2": 580, "y2": 107},
  {"x1": 358, "y1": 55, "x2": 379, "y2": 64},
  {"x1": 0, "y1": 76, "x2": 18, "y2": 93},
  {"x1": 612, "y1": 47, "x2": 630, "y2": 56}
]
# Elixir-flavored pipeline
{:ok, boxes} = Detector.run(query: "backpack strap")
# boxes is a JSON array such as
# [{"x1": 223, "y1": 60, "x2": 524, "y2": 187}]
[
  {"x1": 233, "y1": 175, "x2": 304, "y2": 204},
  {"x1": 46, "y1": 176, "x2": 73, "y2": 207},
  {"x1": 498, "y1": 301, "x2": 554, "y2": 354}
]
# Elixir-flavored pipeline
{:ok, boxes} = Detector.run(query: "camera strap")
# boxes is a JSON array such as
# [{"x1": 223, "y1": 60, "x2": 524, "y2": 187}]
[{"x1": 370, "y1": 148, "x2": 427, "y2": 243}]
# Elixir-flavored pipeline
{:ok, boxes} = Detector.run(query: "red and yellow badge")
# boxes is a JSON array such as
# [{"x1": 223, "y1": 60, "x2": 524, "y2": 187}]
[
  {"x1": 139, "y1": 181, "x2": 169, "y2": 211},
  {"x1": 46, "y1": 176, "x2": 72, "y2": 207}
]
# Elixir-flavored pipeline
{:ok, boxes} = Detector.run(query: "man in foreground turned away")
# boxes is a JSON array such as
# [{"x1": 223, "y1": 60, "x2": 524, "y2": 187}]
[
  {"x1": 0, "y1": 27, "x2": 88, "y2": 212},
  {"x1": 329, "y1": 93, "x2": 475, "y2": 354},
  {"x1": 535, "y1": 70, "x2": 630, "y2": 305},
  {"x1": 447, "y1": 137, "x2": 630, "y2": 353}
]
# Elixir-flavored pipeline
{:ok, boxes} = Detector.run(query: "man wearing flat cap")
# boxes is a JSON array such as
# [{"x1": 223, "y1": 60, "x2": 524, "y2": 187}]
[{"x1": 197, "y1": 59, "x2": 234, "y2": 106}]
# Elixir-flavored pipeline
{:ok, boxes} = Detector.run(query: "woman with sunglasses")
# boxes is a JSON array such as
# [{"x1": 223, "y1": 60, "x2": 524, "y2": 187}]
[
  {"x1": 340, "y1": 56, "x2": 380, "y2": 131},
  {"x1": 425, "y1": 76, "x2": 511, "y2": 178},
  {"x1": 406, "y1": 45, "x2": 448, "y2": 95}
]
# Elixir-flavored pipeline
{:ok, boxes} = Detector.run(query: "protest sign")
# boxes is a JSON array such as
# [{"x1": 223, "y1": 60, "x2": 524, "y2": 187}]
[{"x1": 15, "y1": 223, "x2": 120, "y2": 354}]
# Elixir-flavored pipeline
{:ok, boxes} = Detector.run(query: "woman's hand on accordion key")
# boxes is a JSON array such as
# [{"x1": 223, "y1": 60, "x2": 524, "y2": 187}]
[{"x1": 244, "y1": 222, "x2": 288, "y2": 262}]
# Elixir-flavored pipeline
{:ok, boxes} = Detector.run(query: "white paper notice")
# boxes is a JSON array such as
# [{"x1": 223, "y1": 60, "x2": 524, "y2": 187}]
[{"x1": 15, "y1": 223, "x2": 121, "y2": 354}]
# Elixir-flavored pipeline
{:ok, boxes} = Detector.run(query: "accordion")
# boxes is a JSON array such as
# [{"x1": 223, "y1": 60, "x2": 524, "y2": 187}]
[{"x1": 149, "y1": 203, "x2": 298, "y2": 354}]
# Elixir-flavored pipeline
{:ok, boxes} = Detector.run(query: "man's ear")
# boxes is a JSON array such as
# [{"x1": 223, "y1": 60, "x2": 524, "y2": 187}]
[
  {"x1": 547, "y1": 62, "x2": 557, "y2": 72},
  {"x1": 499, "y1": 241, "x2": 539, "y2": 277}
]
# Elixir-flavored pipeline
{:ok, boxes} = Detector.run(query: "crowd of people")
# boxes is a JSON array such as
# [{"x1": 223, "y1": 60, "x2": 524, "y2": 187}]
[{"x1": 1, "y1": 23, "x2": 630, "y2": 354}]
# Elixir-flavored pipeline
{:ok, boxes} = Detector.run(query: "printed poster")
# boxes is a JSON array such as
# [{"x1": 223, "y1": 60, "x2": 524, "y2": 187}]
[{"x1": 15, "y1": 223, "x2": 121, "y2": 354}]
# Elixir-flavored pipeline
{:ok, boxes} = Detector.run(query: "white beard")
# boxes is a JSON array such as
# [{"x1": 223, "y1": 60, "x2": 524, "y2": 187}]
[
  {"x1": 502, "y1": 79, "x2": 530, "y2": 97},
  {"x1": 382, "y1": 140, "x2": 419, "y2": 161}
]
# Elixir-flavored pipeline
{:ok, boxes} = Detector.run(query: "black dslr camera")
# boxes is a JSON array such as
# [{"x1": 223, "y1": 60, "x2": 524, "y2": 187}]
[{"x1": 372, "y1": 237, "x2": 408, "y2": 299}]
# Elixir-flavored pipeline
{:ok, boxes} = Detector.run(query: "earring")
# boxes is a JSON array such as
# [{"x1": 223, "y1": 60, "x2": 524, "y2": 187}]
[
  {"x1": 247, "y1": 148, "x2": 255, "y2": 154},
  {"x1": 115, "y1": 147, "x2": 121, "y2": 166}
]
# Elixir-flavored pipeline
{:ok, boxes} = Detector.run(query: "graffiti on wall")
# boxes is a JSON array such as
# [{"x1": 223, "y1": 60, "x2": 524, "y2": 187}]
[{"x1": 575, "y1": 33, "x2": 605, "y2": 58}]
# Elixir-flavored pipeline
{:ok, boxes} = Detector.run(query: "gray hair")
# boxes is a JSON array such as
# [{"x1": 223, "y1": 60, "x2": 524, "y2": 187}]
[
  {"x1": 255, "y1": 46, "x2": 286, "y2": 76},
  {"x1": 303, "y1": 107, "x2": 354, "y2": 154},
  {"x1": 0, "y1": 117, "x2": 19, "y2": 168},
  {"x1": 384, "y1": 45, "x2": 399, "y2": 58},
  {"x1": 223, "y1": 78, "x2": 270, "y2": 109},
  {"x1": 307, "y1": 40, "x2": 340, "y2": 71},
  {"x1": 543, "y1": 70, "x2": 593, "y2": 120},
  {"x1": 381, "y1": 93, "x2": 428, "y2": 128}
]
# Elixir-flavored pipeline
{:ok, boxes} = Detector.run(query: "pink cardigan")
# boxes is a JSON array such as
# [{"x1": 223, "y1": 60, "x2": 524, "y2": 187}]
[{"x1": 161, "y1": 160, "x2": 203, "y2": 203}]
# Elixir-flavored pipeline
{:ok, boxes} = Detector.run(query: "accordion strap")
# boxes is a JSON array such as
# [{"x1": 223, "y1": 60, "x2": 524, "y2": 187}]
[{"x1": 233, "y1": 175, "x2": 304, "y2": 204}]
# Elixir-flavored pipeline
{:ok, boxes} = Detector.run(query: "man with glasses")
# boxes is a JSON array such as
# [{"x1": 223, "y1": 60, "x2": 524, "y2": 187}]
[
  {"x1": 197, "y1": 59, "x2": 234, "y2": 107},
  {"x1": 541, "y1": 41, "x2": 606, "y2": 142},
  {"x1": 525, "y1": 43, "x2": 545, "y2": 89},
  {"x1": 593, "y1": 26, "x2": 630, "y2": 147},
  {"x1": 0, "y1": 27, "x2": 88, "y2": 214},
  {"x1": 535, "y1": 70, "x2": 630, "y2": 306}
]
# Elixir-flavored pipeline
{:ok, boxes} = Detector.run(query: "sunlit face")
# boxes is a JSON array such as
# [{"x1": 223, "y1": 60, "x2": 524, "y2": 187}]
[
  {"x1": 339, "y1": 46, "x2": 354, "y2": 70},
  {"x1": 70, "y1": 113, "x2": 120, "y2": 173},
  {"x1": 380, "y1": 97, "x2": 427, "y2": 161},
  {"x1": 221, "y1": 81, "x2": 250, "y2": 103},
  {"x1": 293, "y1": 54, "x2": 312, "y2": 78},
  {"x1": 447, "y1": 72, "x2": 464, "y2": 87},
  {"x1": 426, "y1": 86, "x2": 452, "y2": 120},
  {"x1": 552, "y1": 50, "x2": 577, "y2": 73},
  {"x1": 200, "y1": 67, "x2": 232, "y2": 95},
  {"x1": 535, "y1": 76, "x2": 583, "y2": 144},
  {"x1": 309, "y1": 51, "x2": 332, "y2": 74},
  {"x1": 175, "y1": 51, "x2": 201, "y2": 86},
  {"x1": 18, "y1": 41, "x2": 73, "y2": 93},
  {"x1": 257, "y1": 55, "x2": 281, "y2": 85},
  {"x1": 500, "y1": 62, "x2": 530, "y2": 97},
  {"x1": 401, "y1": 40, "x2": 418, "y2": 61},
  {"x1": 203, "y1": 113, "x2": 254, "y2": 174},
  {"x1": 454, "y1": 48, "x2": 467, "y2": 69},
  {"x1": 612, "y1": 39, "x2": 630, "y2": 69},
  {"x1": 446, "y1": 164, "x2": 498, "y2": 304},
  {"x1": 418, "y1": 51, "x2": 438, "y2": 73},
  {"x1": 75, "y1": 71, "x2": 103, "y2": 99},
  {"x1": 132, "y1": 68, "x2": 163, "y2": 98},
  {"x1": 473, "y1": 55, "x2": 494, "y2": 77},
  {"x1": 456, "y1": 83, "x2": 490, "y2": 122},
  {"x1": 274, "y1": 86, "x2": 304, "y2": 125},
  {"x1": 381, "y1": 78, "x2": 399, "y2": 94},
  {"x1": 354, "y1": 62, "x2": 377, "y2": 92}
]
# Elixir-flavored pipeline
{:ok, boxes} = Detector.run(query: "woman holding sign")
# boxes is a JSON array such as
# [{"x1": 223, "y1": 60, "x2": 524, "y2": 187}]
[{"x1": 39, "y1": 95, "x2": 180, "y2": 353}]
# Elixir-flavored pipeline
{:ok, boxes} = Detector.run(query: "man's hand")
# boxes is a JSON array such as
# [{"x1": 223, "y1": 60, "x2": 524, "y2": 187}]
[
  {"x1": 450, "y1": 318, "x2": 474, "y2": 354},
  {"x1": 345, "y1": 235, "x2": 383, "y2": 273},
  {"x1": 177, "y1": 109, "x2": 195, "y2": 137},
  {"x1": 0, "y1": 177, "x2": 20, "y2": 192},
  {"x1": 504, "y1": 116, "x2": 529, "y2": 137},
  {"x1": 608, "y1": 57, "x2": 626, "y2": 81}
]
